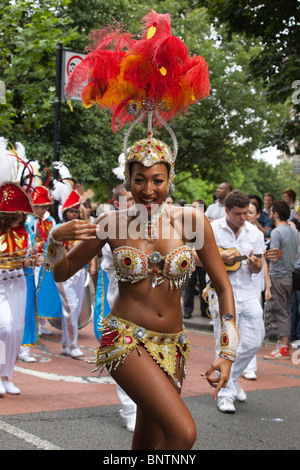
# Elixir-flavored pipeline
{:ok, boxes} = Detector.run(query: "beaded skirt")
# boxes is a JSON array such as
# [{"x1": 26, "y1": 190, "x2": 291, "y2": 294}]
[{"x1": 93, "y1": 314, "x2": 190, "y2": 387}]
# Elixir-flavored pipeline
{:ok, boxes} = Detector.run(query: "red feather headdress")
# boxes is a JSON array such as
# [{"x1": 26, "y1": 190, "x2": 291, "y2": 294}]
[{"x1": 66, "y1": 10, "x2": 210, "y2": 192}]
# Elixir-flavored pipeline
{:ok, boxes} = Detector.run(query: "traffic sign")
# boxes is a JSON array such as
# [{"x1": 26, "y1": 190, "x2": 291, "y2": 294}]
[{"x1": 61, "y1": 49, "x2": 87, "y2": 101}]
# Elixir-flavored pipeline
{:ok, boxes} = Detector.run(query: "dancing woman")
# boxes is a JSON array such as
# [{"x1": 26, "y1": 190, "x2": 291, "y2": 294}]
[{"x1": 45, "y1": 11, "x2": 238, "y2": 450}]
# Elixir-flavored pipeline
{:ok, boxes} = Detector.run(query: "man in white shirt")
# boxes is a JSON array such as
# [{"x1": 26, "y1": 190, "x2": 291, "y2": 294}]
[
  {"x1": 205, "y1": 182, "x2": 232, "y2": 221},
  {"x1": 208, "y1": 190, "x2": 265, "y2": 413}
]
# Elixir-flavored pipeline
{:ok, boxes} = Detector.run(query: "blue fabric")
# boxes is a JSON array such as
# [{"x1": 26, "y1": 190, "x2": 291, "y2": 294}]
[
  {"x1": 94, "y1": 268, "x2": 110, "y2": 340},
  {"x1": 22, "y1": 267, "x2": 38, "y2": 346},
  {"x1": 36, "y1": 268, "x2": 62, "y2": 318}
]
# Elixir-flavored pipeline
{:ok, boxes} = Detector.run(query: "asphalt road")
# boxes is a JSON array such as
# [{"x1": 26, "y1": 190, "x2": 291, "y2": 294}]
[{"x1": 0, "y1": 319, "x2": 299, "y2": 453}]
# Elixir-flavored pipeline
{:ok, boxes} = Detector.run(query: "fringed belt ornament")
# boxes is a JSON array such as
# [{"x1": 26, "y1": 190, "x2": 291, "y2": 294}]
[
  {"x1": 92, "y1": 314, "x2": 191, "y2": 387},
  {"x1": 219, "y1": 313, "x2": 240, "y2": 362}
]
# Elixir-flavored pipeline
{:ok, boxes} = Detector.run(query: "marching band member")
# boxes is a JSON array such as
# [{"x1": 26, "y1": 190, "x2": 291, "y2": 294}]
[{"x1": 0, "y1": 138, "x2": 41, "y2": 394}]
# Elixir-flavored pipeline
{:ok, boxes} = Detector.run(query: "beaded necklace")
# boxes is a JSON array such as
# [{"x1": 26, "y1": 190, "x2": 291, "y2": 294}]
[{"x1": 133, "y1": 203, "x2": 165, "y2": 243}]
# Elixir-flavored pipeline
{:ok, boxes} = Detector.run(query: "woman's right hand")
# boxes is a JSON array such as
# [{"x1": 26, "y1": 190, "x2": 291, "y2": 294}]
[{"x1": 52, "y1": 220, "x2": 98, "y2": 242}]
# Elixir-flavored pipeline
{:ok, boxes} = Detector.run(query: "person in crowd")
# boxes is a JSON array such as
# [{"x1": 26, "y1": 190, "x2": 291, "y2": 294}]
[
  {"x1": 242, "y1": 200, "x2": 272, "y2": 380},
  {"x1": 184, "y1": 199, "x2": 207, "y2": 319},
  {"x1": 164, "y1": 194, "x2": 175, "y2": 205},
  {"x1": 54, "y1": 190, "x2": 88, "y2": 359},
  {"x1": 94, "y1": 183, "x2": 137, "y2": 432},
  {"x1": 282, "y1": 189, "x2": 297, "y2": 221},
  {"x1": 205, "y1": 182, "x2": 232, "y2": 221},
  {"x1": 248, "y1": 194, "x2": 272, "y2": 240},
  {"x1": 0, "y1": 140, "x2": 42, "y2": 395},
  {"x1": 263, "y1": 192, "x2": 275, "y2": 217},
  {"x1": 29, "y1": 186, "x2": 56, "y2": 338},
  {"x1": 264, "y1": 200, "x2": 299, "y2": 359},
  {"x1": 289, "y1": 218, "x2": 300, "y2": 350},
  {"x1": 207, "y1": 190, "x2": 266, "y2": 413},
  {"x1": 18, "y1": 185, "x2": 56, "y2": 363},
  {"x1": 175, "y1": 198, "x2": 186, "y2": 206},
  {"x1": 83, "y1": 199, "x2": 95, "y2": 223}
]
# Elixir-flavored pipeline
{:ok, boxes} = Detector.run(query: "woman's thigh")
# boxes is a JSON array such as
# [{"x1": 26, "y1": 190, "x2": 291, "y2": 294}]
[{"x1": 109, "y1": 345, "x2": 196, "y2": 450}]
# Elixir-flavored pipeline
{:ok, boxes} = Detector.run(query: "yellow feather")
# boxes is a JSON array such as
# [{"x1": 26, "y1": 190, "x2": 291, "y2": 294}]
[{"x1": 147, "y1": 25, "x2": 157, "y2": 39}]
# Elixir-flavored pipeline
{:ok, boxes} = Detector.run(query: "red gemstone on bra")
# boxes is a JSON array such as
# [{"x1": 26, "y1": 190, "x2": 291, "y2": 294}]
[
  {"x1": 124, "y1": 257, "x2": 131, "y2": 266},
  {"x1": 125, "y1": 336, "x2": 133, "y2": 344},
  {"x1": 159, "y1": 352, "x2": 164, "y2": 360},
  {"x1": 156, "y1": 145, "x2": 162, "y2": 151},
  {"x1": 181, "y1": 260, "x2": 187, "y2": 268},
  {"x1": 135, "y1": 145, "x2": 142, "y2": 151}
]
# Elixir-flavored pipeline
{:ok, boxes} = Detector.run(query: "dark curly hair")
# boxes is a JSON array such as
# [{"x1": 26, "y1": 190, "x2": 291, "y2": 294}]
[
  {"x1": 271, "y1": 200, "x2": 290, "y2": 221},
  {"x1": 225, "y1": 190, "x2": 249, "y2": 210},
  {"x1": 0, "y1": 213, "x2": 27, "y2": 231}
]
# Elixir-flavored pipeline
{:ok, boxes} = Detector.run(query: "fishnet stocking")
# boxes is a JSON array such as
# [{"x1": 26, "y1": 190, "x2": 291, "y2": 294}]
[{"x1": 109, "y1": 344, "x2": 197, "y2": 450}]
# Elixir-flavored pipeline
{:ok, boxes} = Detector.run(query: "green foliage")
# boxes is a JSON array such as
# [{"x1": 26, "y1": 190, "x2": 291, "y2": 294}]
[
  {"x1": 0, "y1": 0, "x2": 290, "y2": 204},
  {"x1": 202, "y1": 0, "x2": 300, "y2": 153}
]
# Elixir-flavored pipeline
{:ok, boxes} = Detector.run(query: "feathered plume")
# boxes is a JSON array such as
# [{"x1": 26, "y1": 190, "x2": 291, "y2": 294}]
[
  {"x1": 0, "y1": 137, "x2": 19, "y2": 185},
  {"x1": 112, "y1": 153, "x2": 125, "y2": 180},
  {"x1": 0, "y1": 139, "x2": 35, "y2": 192},
  {"x1": 66, "y1": 10, "x2": 210, "y2": 132},
  {"x1": 51, "y1": 162, "x2": 74, "y2": 202}
]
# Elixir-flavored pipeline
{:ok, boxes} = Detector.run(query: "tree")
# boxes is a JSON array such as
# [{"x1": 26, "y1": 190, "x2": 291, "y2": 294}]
[
  {"x1": 0, "y1": 0, "x2": 286, "y2": 200},
  {"x1": 202, "y1": 0, "x2": 300, "y2": 154}
]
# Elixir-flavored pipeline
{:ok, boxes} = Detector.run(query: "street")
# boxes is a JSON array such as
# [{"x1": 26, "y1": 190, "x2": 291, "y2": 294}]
[{"x1": 0, "y1": 319, "x2": 299, "y2": 451}]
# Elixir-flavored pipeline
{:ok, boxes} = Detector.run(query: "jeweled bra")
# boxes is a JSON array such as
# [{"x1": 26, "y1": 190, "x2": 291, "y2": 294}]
[{"x1": 112, "y1": 245, "x2": 194, "y2": 289}]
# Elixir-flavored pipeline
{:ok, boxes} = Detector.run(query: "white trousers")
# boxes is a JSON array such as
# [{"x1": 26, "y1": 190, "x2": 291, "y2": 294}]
[
  {"x1": 117, "y1": 384, "x2": 137, "y2": 425},
  {"x1": 56, "y1": 269, "x2": 86, "y2": 349},
  {"x1": 210, "y1": 289, "x2": 265, "y2": 401},
  {"x1": 0, "y1": 271, "x2": 27, "y2": 378}
]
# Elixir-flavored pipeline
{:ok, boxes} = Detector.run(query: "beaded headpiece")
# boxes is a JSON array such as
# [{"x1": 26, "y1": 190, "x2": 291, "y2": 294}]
[{"x1": 66, "y1": 10, "x2": 210, "y2": 192}]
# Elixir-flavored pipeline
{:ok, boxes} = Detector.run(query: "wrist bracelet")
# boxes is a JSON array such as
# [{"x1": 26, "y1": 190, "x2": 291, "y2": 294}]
[
  {"x1": 45, "y1": 232, "x2": 66, "y2": 269},
  {"x1": 49, "y1": 231, "x2": 64, "y2": 246},
  {"x1": 218, "y1": 313, "x2": 240, "y2": 363}
]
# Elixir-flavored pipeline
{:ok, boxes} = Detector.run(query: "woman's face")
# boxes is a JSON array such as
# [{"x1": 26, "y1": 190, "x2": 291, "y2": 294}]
[
  {"x1": 247, "y1": 203, "x2": 260, "y2": 225},
  {"x1": 130, "y1": 162, "x2": 169, "y2": 212},
  {"x1": 34, "y1": 205, "x2": 49, "y2": 219}
]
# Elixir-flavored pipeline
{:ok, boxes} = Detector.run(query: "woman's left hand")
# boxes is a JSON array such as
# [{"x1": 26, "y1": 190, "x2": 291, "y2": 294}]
[
  {"x1": 201, "y1": 357, "x2": 232, "y2": 400},
  {"x1": 52, "y1": 220, "x2": 98, "y2": 242}
]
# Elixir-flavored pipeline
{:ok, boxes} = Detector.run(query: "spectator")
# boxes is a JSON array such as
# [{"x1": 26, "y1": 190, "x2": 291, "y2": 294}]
[
  {"x1": 263, "y1": 192, "x2": 275, "y2": 217},
  {"x1": 205, "y1": 182, "x2": 232, "y2": 221},
  {"x1": 164, "y1": 194, "x2": 175, "y2": 205},
  {"x1": 183, "y1": 199, "x2": 207, "y2": 319},
  {"x1": 282, "y1": 189, "x2": 297, "y2": 220},
  {"x1": 248, "y1": 194, "x2": 272, "y2": 240},
  {"x1": 288, "y1": 218, "x2": 300, "y2": 350},
  {"x1": 208, "y1": 190, "x2": 265, "y2": 413},
  {"x1": 264, "y1": 200, "x2": 299, "y2": 359}
]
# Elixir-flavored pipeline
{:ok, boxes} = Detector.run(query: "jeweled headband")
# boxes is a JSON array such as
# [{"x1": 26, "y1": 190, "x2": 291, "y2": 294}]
[{"x1": 65, "y1": 10, "x2": 210, "y2": 192}]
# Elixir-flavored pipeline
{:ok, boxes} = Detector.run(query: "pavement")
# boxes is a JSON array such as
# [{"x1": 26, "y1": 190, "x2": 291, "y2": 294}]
[{"x1": 0, "y1": 295, "x2": 299, "y2": 452}]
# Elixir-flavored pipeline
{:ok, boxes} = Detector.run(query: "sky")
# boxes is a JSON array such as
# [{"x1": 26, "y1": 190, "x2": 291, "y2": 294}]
[{"x1": 254, "y1": 146, "x2": 282, "y2": 167}]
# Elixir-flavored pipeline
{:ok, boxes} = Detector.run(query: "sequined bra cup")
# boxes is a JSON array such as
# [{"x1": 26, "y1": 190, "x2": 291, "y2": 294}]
[{"x1": 112, "y1": 245, "x2": 194, "y2": 289}]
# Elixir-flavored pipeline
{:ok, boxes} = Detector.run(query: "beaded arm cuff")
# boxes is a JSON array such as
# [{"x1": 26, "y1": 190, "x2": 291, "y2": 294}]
[
  {"x1": 219, "y1": 314, "x2": 240, "y2": 362},
  {"x1": 45, "y1": 232, "x2": 66, "y2": 269}
]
